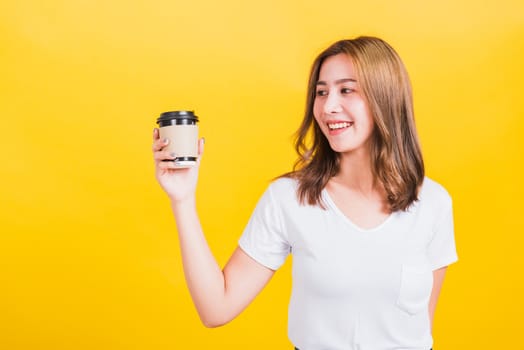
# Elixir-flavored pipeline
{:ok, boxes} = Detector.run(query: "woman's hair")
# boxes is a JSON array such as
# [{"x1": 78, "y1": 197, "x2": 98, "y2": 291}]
[{"x1": 286, "y1": 36, "x2": 424, "y2": 212}]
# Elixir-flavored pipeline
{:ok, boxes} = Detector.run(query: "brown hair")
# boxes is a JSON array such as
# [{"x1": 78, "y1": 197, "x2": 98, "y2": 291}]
[{"x1": 286, "y1": 36, "x2": 424, "y2": 212}]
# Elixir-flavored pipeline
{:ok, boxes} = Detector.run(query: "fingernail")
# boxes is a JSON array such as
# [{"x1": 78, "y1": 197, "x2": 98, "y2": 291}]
[
  {"x1": 163, "y1": 138, "x2": 169, "y2": 144},
  {"x1": 170, "y1": 152, "x2": 177, "y2": 158},
  {"x1": 202, "y1": 137, "x2": 206, "y2": 144}
]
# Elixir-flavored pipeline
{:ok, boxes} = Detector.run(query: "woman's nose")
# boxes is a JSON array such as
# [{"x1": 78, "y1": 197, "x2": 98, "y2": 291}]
[{"x1": 323, "y1": 91, "x2": 342, "y2": 114}]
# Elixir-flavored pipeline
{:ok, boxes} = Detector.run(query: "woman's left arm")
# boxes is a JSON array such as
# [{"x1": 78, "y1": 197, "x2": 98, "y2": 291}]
[{"x1": 429, "y1": 266, "x2": 448, "y2": 330}]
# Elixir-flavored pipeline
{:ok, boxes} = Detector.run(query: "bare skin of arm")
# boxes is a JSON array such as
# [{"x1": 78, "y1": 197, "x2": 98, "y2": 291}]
[
  {"x1": 429, "y1": 266, "x2": 447, "y2": 330},
  {"x1": 153, "y1": 129, "x2": 275, "y2": 327}
]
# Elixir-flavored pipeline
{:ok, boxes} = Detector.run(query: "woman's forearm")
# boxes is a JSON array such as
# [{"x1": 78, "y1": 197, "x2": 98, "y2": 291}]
[{"x1": 171, "y1": 198, "x2": 227, "y2": 327}]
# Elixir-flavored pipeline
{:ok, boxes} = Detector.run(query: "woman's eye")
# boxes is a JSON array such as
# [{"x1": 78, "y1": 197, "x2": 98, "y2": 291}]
[
  {"x1": 341, "y1": 88, "x2": 354, "y2": 94},
  {"x1": 316, "y1": 90, "x2": 327, "y2": 96}
]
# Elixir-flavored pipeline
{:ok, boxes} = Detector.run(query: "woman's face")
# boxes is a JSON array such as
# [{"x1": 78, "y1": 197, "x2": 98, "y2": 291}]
[{"x1": 313, "y1": 53, "x2": 375, "y2": 156}]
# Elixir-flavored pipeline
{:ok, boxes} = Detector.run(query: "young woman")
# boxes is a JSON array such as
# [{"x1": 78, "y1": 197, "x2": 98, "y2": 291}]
[{"x1": 152, "y1": 36, "x2": 458, "y2": 350}]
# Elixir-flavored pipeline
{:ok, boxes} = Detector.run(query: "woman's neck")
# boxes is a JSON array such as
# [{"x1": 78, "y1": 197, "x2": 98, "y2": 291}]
[
  {"x1": 328, "y1": 149, "x2": 391, "y2": 223},
  {"x1": 333, "y1": 149, "x2": 377, "y2": 194}
]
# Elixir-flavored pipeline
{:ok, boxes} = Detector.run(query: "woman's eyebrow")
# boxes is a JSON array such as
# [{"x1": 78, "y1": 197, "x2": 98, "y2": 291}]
[{"x1": 316, "y1": 78, "x2": 357, "y2": 85}]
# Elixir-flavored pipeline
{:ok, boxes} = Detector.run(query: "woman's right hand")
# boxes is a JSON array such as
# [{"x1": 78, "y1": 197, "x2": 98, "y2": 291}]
[{"x1": 152, "y1": 128, "x2": 204, "y2": 203}]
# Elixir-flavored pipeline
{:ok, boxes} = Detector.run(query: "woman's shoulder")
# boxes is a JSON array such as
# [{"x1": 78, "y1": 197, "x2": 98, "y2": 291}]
[
  {"x1": 256, "y1": 176, "x2": 303, "y2": 209},
  {"x1": 267, "y1": 176, "x2": 299, "y2": 196},
  {"x1": 418, "y1": 176, "x2": 452, "y2": 208}
]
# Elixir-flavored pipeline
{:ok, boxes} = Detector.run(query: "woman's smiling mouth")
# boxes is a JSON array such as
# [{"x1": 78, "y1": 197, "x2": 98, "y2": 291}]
[{"x1": 327, "y1": 121, "x2": 353, "y2": 131}]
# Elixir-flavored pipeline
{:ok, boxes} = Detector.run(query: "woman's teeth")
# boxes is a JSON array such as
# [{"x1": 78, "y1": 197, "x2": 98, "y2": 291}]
[{"x1": 328, "y1": 122, "x2": 352, "y2": 130}]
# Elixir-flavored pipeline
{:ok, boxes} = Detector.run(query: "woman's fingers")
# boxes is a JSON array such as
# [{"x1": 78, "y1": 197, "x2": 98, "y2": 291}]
[
  {"x1": 153, "y1": 129, "x2": 205, "y2": 167},
  {"x1": 152, "y1": 130, "x2": 175, "y2": 164},
  {"x1": 154, "y1": 150, "x2": 176, "y2": 162},
  {"x1": 157, "y1": 160, "x2": 179, "y2": 170},
  {"x1": 198, "y1": 138, "x2": 205, "y2": 156},
  {"x1": 152, "y1": 136, "x2": 169, "y2": 152}
]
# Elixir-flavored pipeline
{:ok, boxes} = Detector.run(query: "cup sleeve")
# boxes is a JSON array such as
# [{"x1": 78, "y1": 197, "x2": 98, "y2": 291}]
[
  {"x1": 238, "y1": 185, "x2": 290, "y2": 271},
  {"x1": 427, "y1": 202, "x2": 458, "y2": 270}
]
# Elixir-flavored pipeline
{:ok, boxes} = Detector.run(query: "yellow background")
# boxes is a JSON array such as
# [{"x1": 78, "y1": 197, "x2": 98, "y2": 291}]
[{"x1": 1, "y1": 0, "x2": 523, "y2": 349}]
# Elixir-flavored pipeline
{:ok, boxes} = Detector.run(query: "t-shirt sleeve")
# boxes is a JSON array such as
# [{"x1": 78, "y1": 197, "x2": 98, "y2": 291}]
[
  {"x1": 427, "y1": 200, "x2": 458, "y2": 270},
  {"x1": 238, "y1": 184, "x2": 290, "y2": 271}
]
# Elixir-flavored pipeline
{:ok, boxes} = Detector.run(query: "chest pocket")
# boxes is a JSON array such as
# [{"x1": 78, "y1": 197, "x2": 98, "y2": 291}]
[{"x1": 396, "y1": 257, "x2": 433, "y2": 315}]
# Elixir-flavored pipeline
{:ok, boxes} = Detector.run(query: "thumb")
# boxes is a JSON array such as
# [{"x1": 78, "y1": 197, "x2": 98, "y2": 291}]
[{"x1": 197, "y1": 137, "x2": 205, "y2": 158}]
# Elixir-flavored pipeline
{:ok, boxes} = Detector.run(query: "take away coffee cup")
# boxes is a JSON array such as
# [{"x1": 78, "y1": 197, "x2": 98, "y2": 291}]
[{"x1": 156, "y1": 110, "x2": 199, "y2": 168}]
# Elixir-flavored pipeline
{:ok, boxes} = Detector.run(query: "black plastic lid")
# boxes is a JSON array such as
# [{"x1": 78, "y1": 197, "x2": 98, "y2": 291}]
[{"x1": 157, "y1": 110, "x2": 199, "y2": 126}]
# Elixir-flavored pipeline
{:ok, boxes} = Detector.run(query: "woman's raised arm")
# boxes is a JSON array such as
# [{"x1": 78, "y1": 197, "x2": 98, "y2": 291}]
[{"x1": 153, "y1": 129, "x2": 275, "y2": 327}]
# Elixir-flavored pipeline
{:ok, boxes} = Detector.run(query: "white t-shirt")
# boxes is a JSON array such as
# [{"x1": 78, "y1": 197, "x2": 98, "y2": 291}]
[{"x1": 239, "y1": 177, "x2": 458, "y2": 350}]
